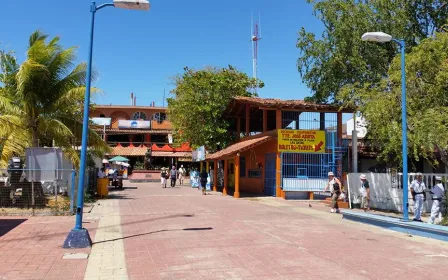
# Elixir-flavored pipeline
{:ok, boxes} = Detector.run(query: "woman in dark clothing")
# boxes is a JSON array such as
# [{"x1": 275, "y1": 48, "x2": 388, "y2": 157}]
[{"x1": 200, "y1": 168, "x2": 208, "y2": 195}]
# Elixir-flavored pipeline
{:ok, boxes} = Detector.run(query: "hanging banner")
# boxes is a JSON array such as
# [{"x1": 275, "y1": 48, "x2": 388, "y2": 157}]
[
  {"x1": 192, "y1": 146, "x2": 206, "y2": 162},
  {"x1": 118, "y1": 120, "x2": 151, "y2": 129},
  {"x1": 277, "y1": 129, "x2": 326, "y2": 153},
  {"x1": 91, "y1": 117, "x2": 111, "y2": 126}
]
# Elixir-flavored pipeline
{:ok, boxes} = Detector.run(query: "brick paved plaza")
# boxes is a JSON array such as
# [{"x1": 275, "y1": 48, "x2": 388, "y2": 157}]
[{"x1": 1, "y1": 182, "x2": 448, "y2": 280}]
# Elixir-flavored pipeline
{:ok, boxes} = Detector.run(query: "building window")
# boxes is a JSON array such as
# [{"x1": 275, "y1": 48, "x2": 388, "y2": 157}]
[
  {"x1": 133, "y1": 111, "x2": 147, "y2": 120},
  {"x1": 240, "y1": 157, "x2": 246, "y2": 177},
  {"x1": 152, "y1": 112, "x2": 167, "y2": 123}
]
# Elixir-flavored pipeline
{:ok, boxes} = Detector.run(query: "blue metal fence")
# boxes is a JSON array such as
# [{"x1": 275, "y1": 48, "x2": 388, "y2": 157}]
[
  {"x1": 264, "y1": 153, "x2": 277, "y2": 196},
  {"x1": 278, "y1": 111, "x2": 349, "y2": 193},
  {"x1": 281, "y1": 129, "x2": 347, "y2": 192}
]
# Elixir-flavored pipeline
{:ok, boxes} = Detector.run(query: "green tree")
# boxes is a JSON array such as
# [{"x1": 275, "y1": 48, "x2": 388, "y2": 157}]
[
  {"x1": 0, "y1": 30, "x2": 110, "y2": 167},
  {"x1": 167, "y1": 66, "x2": 263, "y2": 151},
  {"x1": 340, "y1": 31, "x2": 448, "y2": 167},
  {"x1": 297, "y1": 0, "x2": 448, "y2": 103}
]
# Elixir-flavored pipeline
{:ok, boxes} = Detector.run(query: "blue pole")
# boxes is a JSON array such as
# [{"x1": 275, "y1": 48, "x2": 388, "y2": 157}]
[
  {"x1": 73, "y1": 1, "x2": 97, "y2": 231},
  {"x1": 400, "y1": 39, "x2": 409, "y2": 221}
]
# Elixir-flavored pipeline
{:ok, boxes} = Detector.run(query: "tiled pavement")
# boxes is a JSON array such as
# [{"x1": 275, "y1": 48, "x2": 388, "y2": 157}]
[
  {"x1": 116, "y1": 183, "x2": 448, "y2": 280},
  {"x1": 1, "y1": 182, "x2": 448, "y2": 280},
  {"x1": 0, "y1": 215, "x2": 96, "y2": 280}
]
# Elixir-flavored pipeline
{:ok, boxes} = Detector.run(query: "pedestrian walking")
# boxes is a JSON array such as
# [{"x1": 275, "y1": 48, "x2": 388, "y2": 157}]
[
  {"x1": 428, "y1": 176, "x2": 445, "y2": 224},
  {"x1": 161, "y1": 168, "x2": 168, "y2": 188},
  {"x1": 170, "y1": 165, "x2": 178, "y2": 188},
  {"x1": 178, "y1": 165, "x2": 186, "y2": 185},
  {"x1": 200, "y1": 168, "x2": 208, "y2": 195},
  {"x1": 410, "y1": 172, "x2": 426, "y2": 222},
  {"x1": 324, "y1": 171, "x2": 342, "y2": 213},
  {"x1": 359, "y1": 174, "x2": 371, "y2": 212}
]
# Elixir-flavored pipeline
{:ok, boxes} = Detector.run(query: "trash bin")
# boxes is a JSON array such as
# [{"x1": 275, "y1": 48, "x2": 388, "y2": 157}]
[{"x1": 97, "y1": 178, "x2": 109, "y2": 197}]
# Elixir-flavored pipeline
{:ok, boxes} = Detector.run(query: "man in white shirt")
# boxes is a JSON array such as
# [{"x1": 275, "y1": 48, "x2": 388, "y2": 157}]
[
  {"x1": 178, "y1": 165, "x2": 186, "y2": 185},
  {"x1": 410, "y1": 173, "x2": 426, "y2": 222},
  {"x1": 428, "y1": 176, "x2": 445, "y2": 224}
]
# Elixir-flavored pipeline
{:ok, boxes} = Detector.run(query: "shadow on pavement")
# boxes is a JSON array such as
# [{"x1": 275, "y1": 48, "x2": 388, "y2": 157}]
[
  {"x1": 110, "y1": 187, "x2": 139, "y2": 191},
  {"x1": 93, "y1": 227, "x2": 213, "y2": 244},
  {"x1": 0, "y1": 214, "x2": 195, "y2": 243},
  {"x1": 0, "y1": 219, "x2": 27, "y2": 237},
  {"x1": 105, "y1": 193, "x2": 135, "y2": 200},
  {"x1": 183, "y1": 227, "x2": 213, "y2": 231}
]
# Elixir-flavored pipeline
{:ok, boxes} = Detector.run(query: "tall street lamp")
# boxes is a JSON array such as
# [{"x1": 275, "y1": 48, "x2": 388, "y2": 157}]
[
  {"x1": 361, "y1": 32, "x2": 409, "y2": 221},
  {"x1": 63, "y1": 0, "x2": 150, "y2": 249}
]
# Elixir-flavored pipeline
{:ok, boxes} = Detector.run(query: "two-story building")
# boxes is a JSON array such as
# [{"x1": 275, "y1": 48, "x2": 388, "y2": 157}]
[
  {"x1": 89, "y1": 100, "x2": 192, "y2": 176},
  {"x1": 205, "y1": 96, "x2": 353, "y2": 199}
]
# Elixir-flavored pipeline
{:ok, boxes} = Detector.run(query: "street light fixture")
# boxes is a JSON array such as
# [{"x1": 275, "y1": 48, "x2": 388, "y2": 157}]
[
  {"x1": 63, "y1": 0, "x2": 150, "y2": 249},
  {"x1": 114, "y1": 0, "x2": 150, "y2": 10},
  {"x1": 361, "y1": 32, "x2": 409, "y2": 221}
]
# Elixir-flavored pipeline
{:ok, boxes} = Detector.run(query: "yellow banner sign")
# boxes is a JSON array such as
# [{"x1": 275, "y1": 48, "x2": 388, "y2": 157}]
[{"x1": 277, "y1": 129, "x2": 326, "y2": 153}]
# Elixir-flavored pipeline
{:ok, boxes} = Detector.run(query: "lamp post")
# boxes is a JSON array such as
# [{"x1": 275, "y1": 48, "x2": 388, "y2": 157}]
[
  {"x1": 63, "y1": 0, "x2": 150, "y2": 249},
  {"x1": 361, "y1": 32, "x2": 409, "y2": 221}
]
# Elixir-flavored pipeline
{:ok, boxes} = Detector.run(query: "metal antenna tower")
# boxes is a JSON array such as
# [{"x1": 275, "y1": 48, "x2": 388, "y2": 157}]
[{"x1": 251, "y1": 14, "x2": 261, "y2": 94}]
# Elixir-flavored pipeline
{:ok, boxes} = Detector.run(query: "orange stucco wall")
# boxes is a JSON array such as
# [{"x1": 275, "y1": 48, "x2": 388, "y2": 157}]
[
  {"x1": 238, "y1": 139, "x2": 277, "y2": 194},
  {"x1": 91, "y1": 106, "x2": 173, "y2": 130}
]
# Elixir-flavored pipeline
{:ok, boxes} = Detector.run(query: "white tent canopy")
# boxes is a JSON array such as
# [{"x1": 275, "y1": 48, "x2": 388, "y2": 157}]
[{"x1": 114, "y1": 161, "x2": 130, "y2": 167}]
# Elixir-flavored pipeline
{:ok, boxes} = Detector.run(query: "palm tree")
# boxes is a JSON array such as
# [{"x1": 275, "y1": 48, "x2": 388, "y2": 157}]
[{"x1": 0, "y1": 30, "x2": 110, "y2": 167}]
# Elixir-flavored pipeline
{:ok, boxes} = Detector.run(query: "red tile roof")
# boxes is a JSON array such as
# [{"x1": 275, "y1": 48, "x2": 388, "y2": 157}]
[
  {"x1": 109, "y1": 145, "x2": 147, "y2": 156},
  {"x1": 109, "y1": 144, "x2": 192, "y2": 157},
  {"x1": 207, "y1": 136, "x2": 274, "y2": 160},
  {"x1": 232, "y1": 96, "x2": 352, "y2": 112}
]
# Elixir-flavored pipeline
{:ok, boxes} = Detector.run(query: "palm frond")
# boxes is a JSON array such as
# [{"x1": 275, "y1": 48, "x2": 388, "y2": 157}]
[
  {"x1": 1, "y1": 30, "x2": 108, "y2": 168},
  {"x1": 0, "y1": 129, "x2": 31, "y2": 168},
  {"x1": 28, "y1": 30, "x2": 48, "y2": 48},
  {"x1": 51, "y1": 86, "x2": 102, "y2": 112},
  {"x1": 0, "y1": 115, "x2": 25, "y2": 138},
  {"x1": 62, "y1": 146, "x2": 80, "y2": 167},
  {"x1": 38, "y1": 116, "x2": 75, "y2": 140},
  {"x1": 16, "y1": 59, "x2": 50, "y2": 105},
  {"x1": 0, "y1": 96, "x2": 22, "y2": 116},
  {"x1": 47, "y1": 47, "x2": 77, "y2": 85}
]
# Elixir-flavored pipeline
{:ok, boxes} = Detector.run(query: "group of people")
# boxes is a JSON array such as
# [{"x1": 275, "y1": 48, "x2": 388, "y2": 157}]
[
  {"x1": 160, "y1": 165, "x2": 186, "y2": 188},
  {"x1": 160, "y1": 165, "x2": 209, "y2": 195},
  {"x1": 325, "y1": 171, "x2": 445, "y2": 224},
  {"x1": 409, "y1": 173, "x2": 445, "y2": 224}
]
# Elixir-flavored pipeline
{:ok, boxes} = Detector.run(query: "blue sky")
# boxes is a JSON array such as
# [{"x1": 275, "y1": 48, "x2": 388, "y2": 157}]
[{"x1": 0, "y1": 0, "x2": 323, "y2": 106}]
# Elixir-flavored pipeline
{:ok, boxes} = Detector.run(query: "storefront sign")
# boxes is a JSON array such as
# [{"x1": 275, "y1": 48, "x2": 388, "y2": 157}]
[
  {"x1": 277, "y1": 129, "x2": 326, "y2": 153},
  {"x1": 192, "y1": 146, "x2": 206, "y2": 162},
  {"x1": 91, "y1": 117, "x2": 111, "y2": 126},
  {"x1": 118, "y1": 120, "x2": 151, "y2": 129}
]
